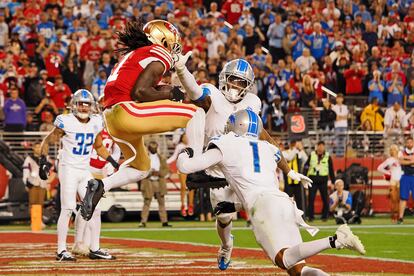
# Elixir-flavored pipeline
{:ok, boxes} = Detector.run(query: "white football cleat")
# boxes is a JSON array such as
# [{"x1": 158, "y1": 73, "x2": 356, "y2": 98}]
[
  {"x1": 335, "y1": 224, "x2": 366, "y2": 255},
  {"x1": 72, "y1": 242, "x2": 89, "y2": 256},
  {"x1": 217, "y1": 235, "x2": 233, "y2": 270}
]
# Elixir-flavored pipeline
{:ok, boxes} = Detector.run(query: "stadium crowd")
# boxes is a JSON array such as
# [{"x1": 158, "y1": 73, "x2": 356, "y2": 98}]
[
  {"x1": 1, "y1": 0, "x2": 414, "y2": 223},
  {"x1": 1, "y1": 0, "x2": 414, "y2": 134}
]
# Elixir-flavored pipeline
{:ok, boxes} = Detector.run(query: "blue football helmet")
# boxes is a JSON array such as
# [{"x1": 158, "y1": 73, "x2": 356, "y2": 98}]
[
  {"x1": 225, "y1": 109, "x2": 262, "y2": 138},
  {"x1": 219, "y1": 59, "x2": 254, "y2": 103},
  {"x1": 72, "y1": 89, "x2": 95, "y2": 119}
]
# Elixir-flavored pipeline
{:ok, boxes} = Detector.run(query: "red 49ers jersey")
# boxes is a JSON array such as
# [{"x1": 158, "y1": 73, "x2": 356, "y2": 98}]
[
  {"x1": 104, "y1": 44, "x2": 173, "y2": 108},
  {"x1": 90, "y1": 129, "x2": 115, "y2": 169}
]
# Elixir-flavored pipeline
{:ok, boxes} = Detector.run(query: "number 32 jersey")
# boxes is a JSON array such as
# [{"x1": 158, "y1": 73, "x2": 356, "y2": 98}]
[
  {"x1": 209, "y1": 132, "x2": 282, "y2": 210},
  {"x1": 54, "y1": 114, "x2": 104, "y2": 169}
]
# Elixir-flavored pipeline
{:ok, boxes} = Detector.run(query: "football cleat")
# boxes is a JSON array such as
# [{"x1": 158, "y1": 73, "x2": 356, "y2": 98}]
[
  {"x1": 72, "y1": 242, "x2": 89, "y2": 256},
  {"x1": 335, "y1": 224, "x2": 366, "y2": 255},
  {"x1": 56, "y1": 250, "x2": 76, "y2": 262},
  {"x1": 89, "y1": 249, "x2": 116, "y2": 260},
  {"x1": 217, "y1": 235, "x2": 233, "y2": 270},
  {"x1": 81, "y1": 179, "x2": 104, "y2": 221}
]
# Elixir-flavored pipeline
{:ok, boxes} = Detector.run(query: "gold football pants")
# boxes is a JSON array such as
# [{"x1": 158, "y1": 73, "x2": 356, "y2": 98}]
[{"x1": 104, "y1": 100, "x2": 197, "y2": 171}]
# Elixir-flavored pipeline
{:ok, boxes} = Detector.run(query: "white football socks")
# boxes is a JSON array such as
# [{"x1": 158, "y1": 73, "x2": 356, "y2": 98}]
[
  {"x1": 216, "y1": 218, "x2": 233, "y2": 249},
  {"x1": 89, "y1": 209, "x2": 102, "y2": 252},
  {"x1": 57, "y1": 209, "x2": 72, "y2": 254},
  {"x1": 74, "y1": 211, "x2": 87, "y2": 244},
  {"x1": 283, "y1": 237, "x2": 331, "y2": 268}
]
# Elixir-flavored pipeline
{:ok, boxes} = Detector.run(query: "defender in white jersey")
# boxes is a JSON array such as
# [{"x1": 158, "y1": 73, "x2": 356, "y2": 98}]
[
  {"x1": 175, "y1": 55, "x2": 312, "y2": 270},
  {"x1": 177, "y1": 110, "x2": 366, "y2": 275},
  {"x1": 39, "y1": 89, "x2": 118, "y2": 261}
]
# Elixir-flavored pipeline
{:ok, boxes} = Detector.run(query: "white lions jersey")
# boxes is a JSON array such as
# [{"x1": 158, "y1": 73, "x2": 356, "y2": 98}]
[
  {"x1": 208, "y1": 132, "x2": 283, "y2": 210},
  {"x1": 201, "y1": 83, "x2": 261, "y2": 177},
  {"x1": 54, "y1": 114, "x2": 104, "y2": 170}
]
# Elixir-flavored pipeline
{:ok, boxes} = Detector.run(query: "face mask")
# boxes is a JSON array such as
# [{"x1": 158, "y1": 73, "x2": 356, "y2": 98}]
[{"x1": 225, "y1": 87, "x2": 242, "y2": 102}]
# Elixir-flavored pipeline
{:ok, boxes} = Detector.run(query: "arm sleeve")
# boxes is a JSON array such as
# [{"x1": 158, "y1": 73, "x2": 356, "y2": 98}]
[
  {"x1": 166, "y1": 143, "x2": 185, "y2": 164},
  {"x1": 53, "y1": 115, "x2": 65, "y2": 130},
  {"x1": 176, "y1": 67, "x2": 206, "y2": 101},
  {"x1": 176, "y1": 148, "x2": 223, "y2": 174},
  {"x1": 346, "y1": 193, "x2": 353, "y2": 206},
  {"x1": 111, "y1": 143, "x2": 121, "y2": 162}
]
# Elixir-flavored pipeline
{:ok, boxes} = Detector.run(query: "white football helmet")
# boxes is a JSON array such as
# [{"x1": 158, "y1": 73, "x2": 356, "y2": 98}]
[
  {"x1": 219, "y1": 59, "x2": 254, "y2": 103},
  {"x1": 72, "y1": 89, "x2": 95, "y2": 119},
  {"x1": 225, "y1": 109, "x2": 263, "y2": 138}
]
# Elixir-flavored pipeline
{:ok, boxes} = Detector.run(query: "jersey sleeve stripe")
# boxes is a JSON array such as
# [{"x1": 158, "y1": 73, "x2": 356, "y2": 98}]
[
  {"x1": 129, "y1": 102, "x2": 197, "y2": 112},
  {"x1": 196, "y1": 86, "x2": 211, "y2": 101},
  {"x1": 153, "y1": 45, "x2": 173, "y2": 61},
  {"x1": 150, "y1": 49, "x2": 172, "y2": 66}
]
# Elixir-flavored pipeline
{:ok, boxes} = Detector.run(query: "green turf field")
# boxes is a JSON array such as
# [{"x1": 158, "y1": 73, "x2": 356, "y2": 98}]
[{"x1": 1, "y1": 216, "x2": 413, "y2": 262}]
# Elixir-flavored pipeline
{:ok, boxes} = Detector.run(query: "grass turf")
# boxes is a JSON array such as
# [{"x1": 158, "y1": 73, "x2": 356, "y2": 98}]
[{"x1": 1, "y1": 216, "x2": 413, "y2": 262}]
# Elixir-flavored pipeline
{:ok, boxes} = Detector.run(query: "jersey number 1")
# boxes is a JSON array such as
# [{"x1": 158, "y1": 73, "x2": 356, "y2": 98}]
[
  {"x1": 73, "y1": 133, "x2": 94, "y2": 155},
  {"x1": 249, "y1": 142, "x2": 261, "y2": 173}
]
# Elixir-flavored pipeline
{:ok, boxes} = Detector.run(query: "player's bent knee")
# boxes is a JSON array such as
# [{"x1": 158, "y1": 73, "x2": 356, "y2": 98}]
[
  {"x1": 217, "y1": 214, "x2": 232, "y2": 228},
  {"x1": 275, "y1": 248, "x2": 306, "y2": 275},
  {"x1": 274, "y1": 248, "x2": 288, "y2": 269}
]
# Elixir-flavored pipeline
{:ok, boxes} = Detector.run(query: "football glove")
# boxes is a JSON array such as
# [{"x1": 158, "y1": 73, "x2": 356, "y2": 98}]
[
  {"x1": 213, "y1": 201, "x2": 236, "y2": 215},
  {"x1": 174, "y1": 51, "x2": 192, "y2": 72},
  {"x1": 288, "y1": 170, "x2": 313, "y2": 189},
  {"x1": 39, "y1": 155, "x2": 51, "y2": 180},
  {"x1": 170, "y1": 86, "x2": 185, "y2": 102}
]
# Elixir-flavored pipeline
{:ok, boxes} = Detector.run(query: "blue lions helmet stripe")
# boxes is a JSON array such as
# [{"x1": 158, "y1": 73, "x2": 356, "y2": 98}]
[
  {"x1": 236, "y1": 59, "x2": 248, "y2": 73},
  {"x1": 246, "y1": 109, "x2": 258, "y2": 137}
]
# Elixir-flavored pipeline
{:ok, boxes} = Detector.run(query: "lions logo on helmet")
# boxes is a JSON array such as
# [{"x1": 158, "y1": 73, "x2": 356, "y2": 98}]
[
  {"x1": 225, "y1": 109, "x2": 263, "y2": 138},
  {"x1": 219, "y1": 59, "x2": 254, "y2": 103},
  {"x1": 143, "y1": 20, "x2": 182, "y2": 55},
  {"x1": 72, "y1": 89, "x2": 95, "y2": 120}
]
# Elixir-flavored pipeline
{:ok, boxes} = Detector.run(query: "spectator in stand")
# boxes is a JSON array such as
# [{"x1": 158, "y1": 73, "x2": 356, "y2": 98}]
[
  {"x1": 267, "y1": 14, "x2": 285, "y2": 62},
  {"x1": 206, "y1": 25, "x2": 226, "y2": 59},
  {"x1": 242, "y1": 25, "x2": 265, "y2": 56},
  {"x1": 24, "y1": 63, "x2": 45, "y2": 107},
  {"x1": 383, "y1": 102, "x2": 406, "y2": 147},
  {"x1": 47, "y1": 75, "x2": 72, "y2": 109},
  {"x1": 398, "y1": 136, "x2": 414, "y2": 224},
  {"x1": 266, "y1": 95, "x2": 284, "y2": 132},
  {"x1": 304, "y1": 141, "x2": 335, "y2": 222},
  {"x1": 306, "y1": 22, "x2": 329, "y2": 65},
  {"x1": 344, "y1": 63, "x2": 366, "y2": 97},
  {"x1": 39, "y1": 110, "x2": 55, "y2": 132},
  {"x1": 378, "y1": 144, "x2": 402, "y2": 223},
  {"x1": 360, "y1": 97, "x2": 384, "y2": 131},
  {"x1": 300, "y1": 74, "x2": 317, "y2": 109},
  {"x1": 0, "y1": 13, "x2": 9, "y2": 48},
  {"x1": 290, "y1": 25, "x2": 309, "y2": 61},
  {"x1": 332, "y1": 94, "x2": 349, "y2": 157},
  {"x1": 295, "y1": 48, "x2": 316, "y2": 74},
  {"x1": 43, "y1": 42, "x2": 64, "y2": 79},
  {"x1": 91, "y1": 68, "x2": 107, "y2": 100},
  {"x1": 318, "y1": 98, "x2": 336, "y2": 132},
  {"x1": 368, "y1": 70, "x2": 386, "y2": 105},
  {"x1": 207, "y1": 2, "x2": 223, "y2": 19},
  {"x1": 405, "y1": 79, "x2": 414, "y2": 109},
  {"x1": 362, "y1": 21, "x2": 378, "y2": 50},
  {"x1": 238, "y1": 8, "x2": 255, "y2": 28},
  {"x1": 221, "y1": 0, "x2": 243, "y2": 25},
  {"x1": 62, "y1": 59, "x2": 82, "y2": 93},
  {"x1": 386, "y1": 71, "x2": 405, "y2": 107},
  {"x1": 100, "y1": 52, "x2": 113, "y2": 80},
  {"x1": 3, "y1": 86, "x2": 26, "y2": 132},
  {"x1": 25, "y1": 112, "x2": 39, "y2": 131}
]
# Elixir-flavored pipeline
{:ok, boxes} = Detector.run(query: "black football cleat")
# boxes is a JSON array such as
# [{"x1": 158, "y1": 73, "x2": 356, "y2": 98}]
[
  {"x1": 56, "y1": 250, "x2": 76, "y2": 262},
  {"x1": 81, "y1": 179, "x2": 104, "y2": 221},
  {"x1": 89, "y1": 249, "x2": 116, "y2": 260}
]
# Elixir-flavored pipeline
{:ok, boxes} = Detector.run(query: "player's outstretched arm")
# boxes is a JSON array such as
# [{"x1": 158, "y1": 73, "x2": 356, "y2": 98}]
[
  {"x1": 175, "y1": 51, "x2": 211, "y2": 111},
  {"x1": 177, "y1": 147, "x2": 223, "y2": 174},
  {"x1": 131, "y1": 61, "x2": 182, "y2": 102},
  {"x1": 94, "y1": 132, "x2": 119, "y2": 169}
]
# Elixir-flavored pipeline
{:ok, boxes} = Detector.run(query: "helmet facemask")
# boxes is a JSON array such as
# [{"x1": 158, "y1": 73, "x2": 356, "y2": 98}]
[
  {"x1": 219, "y1": 74, "x2": 253, "y2": 103},
  {"x1": 74, "y1": 102, "x2": 92, "y2": 119}
]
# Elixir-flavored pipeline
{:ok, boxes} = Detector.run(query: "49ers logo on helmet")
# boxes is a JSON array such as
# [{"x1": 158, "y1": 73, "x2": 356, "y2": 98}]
[{"x1": 164, "y1": 22, "x2": 178, "y2": 34}]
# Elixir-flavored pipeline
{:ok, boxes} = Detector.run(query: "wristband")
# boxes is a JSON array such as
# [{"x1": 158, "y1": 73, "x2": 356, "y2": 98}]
[{"x1": 106, "y1": 156, "x2": 119, "y2": 169}]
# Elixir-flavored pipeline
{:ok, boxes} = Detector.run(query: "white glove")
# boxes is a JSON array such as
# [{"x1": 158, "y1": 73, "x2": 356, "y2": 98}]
[
  {"x1": 175, "y1": 51, "x2": 192, "y2": 72},
  {"x1": 288, "y1": 170, "x2": 313, "y2": 189}
]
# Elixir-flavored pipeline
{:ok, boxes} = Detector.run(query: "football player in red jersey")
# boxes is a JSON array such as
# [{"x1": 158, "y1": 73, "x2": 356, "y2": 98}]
[{"x1": 81, "y1": 19, "x2": 205, "y2": 221}]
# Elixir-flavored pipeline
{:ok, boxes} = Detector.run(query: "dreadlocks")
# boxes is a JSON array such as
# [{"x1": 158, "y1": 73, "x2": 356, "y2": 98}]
[{"x1": 116, "y1": 19, "x2": 152, "y2": 56}]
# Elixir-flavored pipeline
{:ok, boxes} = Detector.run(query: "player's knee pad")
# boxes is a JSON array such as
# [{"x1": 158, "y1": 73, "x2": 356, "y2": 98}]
[
  {"x1": 275, "y1": 248, "x2": 306, "y2": 276},
  {"x1": 217, "y1": 214, "x2": 232, "y2": 228}
]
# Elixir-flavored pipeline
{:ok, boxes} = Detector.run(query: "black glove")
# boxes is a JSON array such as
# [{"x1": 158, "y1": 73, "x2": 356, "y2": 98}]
[
  {"x1": 213, "y1": 201, "x2": 236, "y2": 215},
  {"x1": 170, "y1": 86, "x2": 185, "y2": 102},
  {"x1": 180, "y1": 147, "x2": 194, "y2": 158},
  {"x1": 39, "y1": 155, "x2": 51, "y2": 180},
  {"x1": 106, "y1": 156, "x2": 119, "y2": 169}
]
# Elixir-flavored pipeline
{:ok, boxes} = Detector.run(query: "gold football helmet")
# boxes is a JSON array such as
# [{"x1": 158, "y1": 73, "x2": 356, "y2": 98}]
[{"x1": 143, "y1": 20, "x2": 182, "y2": 55}]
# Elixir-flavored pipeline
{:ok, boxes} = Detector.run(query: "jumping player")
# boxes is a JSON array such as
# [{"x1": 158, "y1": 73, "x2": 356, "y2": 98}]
[
  {"x1": 177, "y1": 109, "x2": 366, "y2": 275},
  {"x1": 174, "y1": 53, "x2": 312, "y2": 269},
  {"x1": 80, "y1": 19, "x2": 205, "y2": 221},
  {"x1": 39, "y1": 89, "x2": 118, "y2": 261}
]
